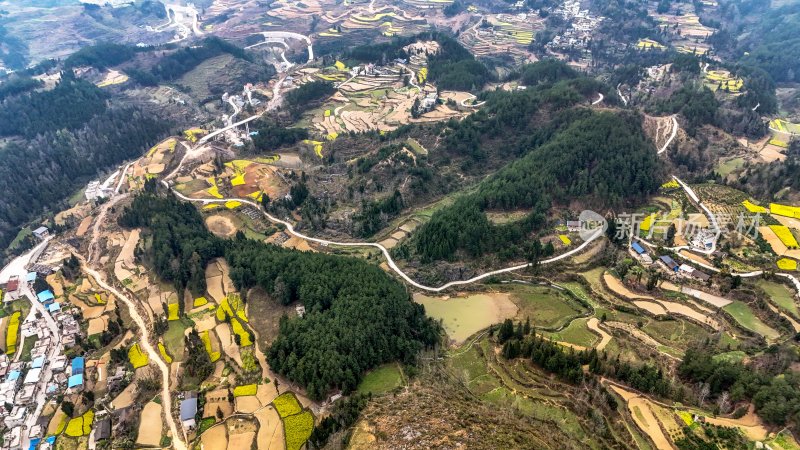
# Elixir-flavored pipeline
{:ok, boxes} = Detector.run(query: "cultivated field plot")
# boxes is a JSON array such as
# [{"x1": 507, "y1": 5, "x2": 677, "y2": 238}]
[
  {"x1": 295, "y1": 55, "x2": 473, "y2": 136},
  {"x1": 636, "y1": 38, "x2": 666, "y2": 50},
  {"x1": 704, "y1": 69, "x2": 743, "y2": 94},
  {"x1": 266, "y1": 0, "x2": 323, "y2": 18},
  {"x1": 324, "y1": 7, "x2": 427, "y2": 37},
  {"x1": 768, "y1": 118, "x2": 800, "y2": 149},
  {"x1": 127, "y1": 138, "x2": 178, "y2": 191},
  {"x1": 459, "y1": 13, "x2": 543, "y2": 63},
  {"x1": 174, "y1": 158, "x2": 288, "y2": 203},
  {"x1": 49, "y1": 271, "x2": 118, "y2": 342}
]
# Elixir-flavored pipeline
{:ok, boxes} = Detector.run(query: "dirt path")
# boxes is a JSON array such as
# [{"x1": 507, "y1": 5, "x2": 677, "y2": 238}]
[
  {"x1": 608, "y1": 384, "x2": 672, "y2": 450},
  {"x1": 586, "y1": 317, "x2": 612, "y2": 350},
  {"x1": 704, "y1": 405, "x2": 768, "y2": 441},
  {"x1": 78, "y1": 256, "x2": 186, "y2": 450}
]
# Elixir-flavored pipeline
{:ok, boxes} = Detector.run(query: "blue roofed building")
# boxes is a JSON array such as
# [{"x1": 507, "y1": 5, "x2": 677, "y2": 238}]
[
  {"x1": 659, "y1": 255, "x2": 679, "y2": 272},
  {"x1": 37, "y1": 290, "x2": 55, "y2": 305},
  {"x1": 631, "y1": 242, "x2": 646, "y2": 254},
  {"x1": 32, "y1": 356, "x2": 46, "y2": 369},
  {"x1": 48, "y1": 303, "x2": 61, "y2": 313},
  {"x1": 68, "y1": 374, "x2": 84, "y2": 390},
  {"x1": 25, "y1": 272, "x2": 37, "y2": 283},
  {"x1": 72, "y1": 357, "x2": 85, "y2": 375},
  {"x1": 180, "y1": 397, "x2": 198, "y2": 430}
]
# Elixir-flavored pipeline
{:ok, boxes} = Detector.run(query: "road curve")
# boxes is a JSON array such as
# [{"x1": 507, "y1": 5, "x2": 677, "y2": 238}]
[
  {"x1": 657, "y1": 116, "x2": 678, "y2": 154},
  {"x1": 591, "y1": 93, "x2": 604, "y2": 105},
  {"x1": 166, "y1": 186, "x2": 603, "y2": 292}
]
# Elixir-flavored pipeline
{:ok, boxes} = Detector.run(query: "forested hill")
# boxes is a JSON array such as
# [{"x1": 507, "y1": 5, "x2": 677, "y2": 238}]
[
  {"x1": 0, "y1": 72, "x2": 108, "y2": 138},
  {"x1": 415, "y1": 110, "x2": 662, "y2": 262},
  {"x1": 120, "y1": 191, "x2": 439, "y2": 400},
  {"x1": 0, "y1": 106, "x2": 170, "y2": 252}
]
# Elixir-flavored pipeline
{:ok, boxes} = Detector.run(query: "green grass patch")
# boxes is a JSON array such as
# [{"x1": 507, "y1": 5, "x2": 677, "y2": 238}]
[
  {"x1": 545, "y1": 318, "x2": 597, "y2": 347},
  {"x1": 723, "y1": 300, "x2": 780, "y2": 339},
  {"x1": 198, "y1": 417, "x2": 216, "y2": 435},
  {"x1": 712, "y1": 350, "x2": 747, "y2": 364},
  {"x1": 716, "y1": 157, "x2": 744, "y2": 177},
  {"x1": 19, "y1": 335, "x2": 37, "y2": 362},
  {"x1": 758, "y1": 279, "x2": 799, "y2": 317},
  {"x1": 163, "y1": 318, "x2": 190, "y2": 361},
  {"x1": 357, "y1": 363, "x2": 403, "y2": 395},
  {"x1": 507, "y1": 284, "x2": 588, "y2": 329}
]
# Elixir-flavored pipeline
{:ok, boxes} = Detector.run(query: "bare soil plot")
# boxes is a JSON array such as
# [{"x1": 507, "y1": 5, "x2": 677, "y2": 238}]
[
  {"x1": 111, "y1": 382, "x2": 136, "y2": 409},
  {"x1": 604, "y1": 273, "x2": 654, "y2": 300},
  {"x1": 660, "y1": 281, "x2": 731, "y2": 308},
  {"x1": 201, "y1": 423, "x2": 228, "y2": 449},
  {"x1": 227, "y1": 431, "x2": 255, "y2": 450},
  {"x1": 136, "y1": 402, "x2": 163, "y2": 446},
  {"x1": 76, "y1": 216, "x2": 93, "y2": 237},
  {"x1": 235, "y1": 395, "x2": 261, "y2": 413},
  {"x1": 255, "y1": 407, "x2": 284, "y2": 450},
  {"x1": 87, "y1": 317, "x2": 108, "y2": 336},
  {"x1": 206, "y1": 214, "x2": 237, "y2": 238},
  {"x1": 215, "y1": 323, "x2": 243, "y2": 367},
  {"x1": 658, "y1": 301, "x2": 720, "y2": 330},
  {"x1": 704, "y1": 405, "x2": 768, "y2": 441},
  {"x1": 633, "y1": 300, "x2": 668, "y2": 315}
]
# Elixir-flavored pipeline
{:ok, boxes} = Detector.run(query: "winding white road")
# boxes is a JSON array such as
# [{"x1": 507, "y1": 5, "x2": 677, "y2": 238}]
[
  {"x1": 617, "y1": 83, "x2": 628, "y2": 106},
  {"x1": 592, "y1": 92, "x2": 604, "y2": 105},
  {"x1": 657, "y1": 116, "x2": 678, "y2": 155},
  {"x1": 165, "y1": 186, "x2": 604, "y2": 292}
]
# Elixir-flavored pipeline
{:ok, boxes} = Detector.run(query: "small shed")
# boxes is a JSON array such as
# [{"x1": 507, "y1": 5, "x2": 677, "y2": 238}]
[
  {"x1": 32, "y1": 227, "x2": 49, "y2": 241},
  {"x1": 631, "y1": 242, "x2": 646, "y2": 255}
]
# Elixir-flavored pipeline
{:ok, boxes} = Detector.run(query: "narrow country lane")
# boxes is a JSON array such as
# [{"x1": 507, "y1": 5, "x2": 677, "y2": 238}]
[{"x1": 79, "y1": 259, "x2": 187, "y2": 450}]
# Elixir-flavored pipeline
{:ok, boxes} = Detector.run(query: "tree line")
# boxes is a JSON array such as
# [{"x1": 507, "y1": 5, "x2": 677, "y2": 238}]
[{"x1": 496, "y1": 319, "x2": 672, "y2": 397}]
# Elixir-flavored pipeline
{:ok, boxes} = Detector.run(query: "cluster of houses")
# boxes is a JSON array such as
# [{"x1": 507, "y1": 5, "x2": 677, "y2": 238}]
[
  {"x1": 0, "y1": 261, "x2": 91, "y2": 447},
  {"x1": 630, "y1": 240, "x2": 711, "y2": 282},
  {"x1": 547, "y1": 0, "x2": 604, "y2": 54}
]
